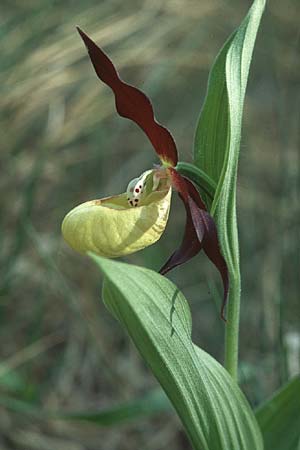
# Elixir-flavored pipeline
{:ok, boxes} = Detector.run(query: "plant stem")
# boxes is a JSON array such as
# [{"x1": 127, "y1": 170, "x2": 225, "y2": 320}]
[
  {"x1": 224, "y1": 271, "x2": 241, "y2": 381},
  {"x1": 178, "y1": 159, "x2": 242, "y2": 380}
]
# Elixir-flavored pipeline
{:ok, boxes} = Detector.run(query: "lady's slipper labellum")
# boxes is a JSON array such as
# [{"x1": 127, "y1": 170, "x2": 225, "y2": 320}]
[
  {"x1": 62, "y1": 170, "x2": 171, "y2": 258},
  {"x1": 62, "y1": 28, "x2": 229, "y2": 318}
]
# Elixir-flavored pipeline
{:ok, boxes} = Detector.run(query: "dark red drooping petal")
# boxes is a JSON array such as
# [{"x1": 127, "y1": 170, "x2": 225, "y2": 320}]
[
  {"x1": 77, "y1": 27, "x2": 178, "y2": 166},
  {"x1": 160, "y1": 192, "x2": 202, "y2": 275},
  {"x1": 160, "y1": 169, "x2": 229, "y2": 319},
  {"x1": 187, "y1": 194, "x2": 229, "y2": 320}
]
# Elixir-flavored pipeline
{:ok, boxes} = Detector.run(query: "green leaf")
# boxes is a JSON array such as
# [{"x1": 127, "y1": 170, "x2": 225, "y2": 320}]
[
  {"x1": 193, "y1": 31, "x2": 233, "y2": 211},
  {"x1": 91, "y1": 254, "x2": 263, "y2": 450},
  {"x1": 175, "y1": 161, "x2": 217, "y2": 202},
  {"x1": 194, "y1": 0, "x2": 265, "y2": 269},
  {"x1": 193, "y1": 0, "x2": 266, "y2": 379},
  {"x1": 256, "y1": 376, "x2": 300, "y2": 450},
  {"x1": 194, "y1": 0, "x2": 266, "y2": 224}
]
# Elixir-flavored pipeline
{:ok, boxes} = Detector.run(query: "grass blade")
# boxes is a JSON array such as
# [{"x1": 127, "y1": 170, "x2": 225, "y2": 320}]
[{"x1": 256, "y1": 376, "x2": 300, "y2": 450}]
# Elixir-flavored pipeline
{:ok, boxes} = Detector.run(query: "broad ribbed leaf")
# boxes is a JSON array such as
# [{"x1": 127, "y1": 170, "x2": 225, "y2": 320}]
[
  {"x1": 193, "y1": 0, "x2": 266, "y2": 274},
  {"x1": 256, "y1": 376, "x2": 300, "y2": 450},
  {"x1": 91, "y1": 254, "x2": 263, "y2": 450}
]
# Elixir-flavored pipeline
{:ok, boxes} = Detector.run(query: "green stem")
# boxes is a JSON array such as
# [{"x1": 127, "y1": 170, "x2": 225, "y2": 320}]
[
  {"x1": 177, "y1": 161, "x2": 241, "y2": 380},
  {"x1": 224, "y1": 271, "x2": 241, "y2": 381},
  {"x1": 176, "y1": 162, "x2": 217, "y2": 200}
]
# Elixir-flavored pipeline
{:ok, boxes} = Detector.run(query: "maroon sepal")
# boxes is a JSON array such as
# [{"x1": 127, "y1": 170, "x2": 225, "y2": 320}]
[
  {"x1": 160, "y1": 169, "x2": 229, "y2": 320},
  {"x1": 77, "y1": 27, "x2": 178, "y2": 167},
  {"x1": 159, "y1": 192, "x2": 202, "y2": 275}
]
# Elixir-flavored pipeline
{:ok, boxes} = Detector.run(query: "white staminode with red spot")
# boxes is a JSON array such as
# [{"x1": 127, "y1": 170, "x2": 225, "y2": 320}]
[
  {"x1": 126, "y1": 169, "x2": 168, "y2": 208},
  {"x1": 126, "y1": 171, "x2": 149, "y2": 207}
]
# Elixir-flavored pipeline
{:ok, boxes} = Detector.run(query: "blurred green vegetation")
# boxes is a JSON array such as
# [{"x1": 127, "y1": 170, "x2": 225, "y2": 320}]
[{"x1": 0, "y1": 0, "x2": 299, "y2": 449}]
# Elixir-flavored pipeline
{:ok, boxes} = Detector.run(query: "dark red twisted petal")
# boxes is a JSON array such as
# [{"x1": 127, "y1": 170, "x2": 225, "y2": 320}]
[
  {"x1": 187, "y1": 193, "x2": 229, "y2": 320},
  {"x1": 159, "y1": 192, "x2": 202, "y2": 275},
  {"x1": 77, "y1": 27, "x2": 178, "y2": 166},
  {"x1": 160, "y1": 169, "x2": 229, "y2": 319}
]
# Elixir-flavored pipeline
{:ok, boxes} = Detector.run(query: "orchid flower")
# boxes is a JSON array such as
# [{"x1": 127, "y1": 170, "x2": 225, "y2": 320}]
[{"x1": 62, "y1": 28, "x2": 228, "y2": 317}]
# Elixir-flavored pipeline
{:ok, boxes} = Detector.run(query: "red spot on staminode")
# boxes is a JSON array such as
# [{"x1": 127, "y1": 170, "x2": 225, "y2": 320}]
[{"x1": 135, "y1": 188, "x2": 140, "y2": 193}]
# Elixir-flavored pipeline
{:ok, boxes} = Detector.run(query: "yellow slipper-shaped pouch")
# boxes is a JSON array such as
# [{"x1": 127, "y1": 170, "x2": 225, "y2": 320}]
[{"x1": 62, "y1": 170, "x2": 171, "y2": 258}]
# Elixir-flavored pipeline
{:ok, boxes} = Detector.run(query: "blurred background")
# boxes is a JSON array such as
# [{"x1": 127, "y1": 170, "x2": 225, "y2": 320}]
[{"x1": 1, "y1": 0, "x2": 299, "y2": 448}]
